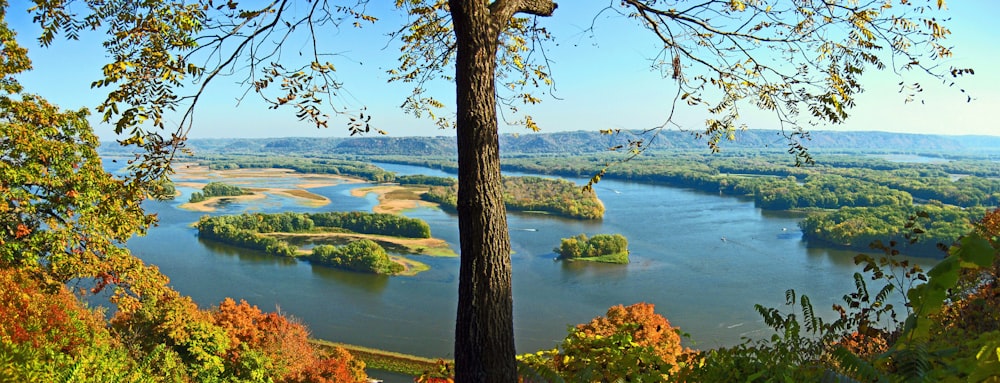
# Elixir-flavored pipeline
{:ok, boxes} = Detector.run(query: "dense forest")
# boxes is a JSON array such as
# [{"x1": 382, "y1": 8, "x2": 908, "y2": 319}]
[
  {"x1": 309, "y1": 240, "x2": 404, "y2": 274},
  {"x1": 555, "y1": 233, "x2": 630, "y2": 264}
]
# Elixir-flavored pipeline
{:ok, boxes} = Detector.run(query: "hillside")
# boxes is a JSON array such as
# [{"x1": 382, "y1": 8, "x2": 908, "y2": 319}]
[{"x1": 101, "y1": 130, "x2": 1000, "y2": 158}]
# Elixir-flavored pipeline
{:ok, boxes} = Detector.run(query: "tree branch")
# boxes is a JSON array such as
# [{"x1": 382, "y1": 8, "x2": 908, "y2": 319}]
[{"x1": 490, "y1": 0, "x2": 557, "y2": 25}]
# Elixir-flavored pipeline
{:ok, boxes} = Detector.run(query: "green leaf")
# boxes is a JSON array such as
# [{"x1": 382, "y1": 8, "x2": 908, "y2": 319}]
[{"x1": 951, "y1": 233, "x2": 995, "y2": 268}]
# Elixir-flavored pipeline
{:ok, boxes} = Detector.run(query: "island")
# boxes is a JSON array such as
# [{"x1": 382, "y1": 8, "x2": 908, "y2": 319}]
[
  {"x1": 196, "y1": 211, "x2": 456, "y2": 275},
  {"x1": 554, "y1": 233, "x2": 630, "y2": 264},
  {"x1": 422, "y1": 176, "x2": 605, "y2": 219},
  {"x1": 189, "y1": 181, "x2": 251, "y2": 203}
]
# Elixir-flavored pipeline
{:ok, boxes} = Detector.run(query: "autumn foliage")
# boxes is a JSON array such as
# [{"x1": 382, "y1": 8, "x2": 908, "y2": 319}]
[
  {"x1": 934, "y1": 208, "x2": 1000, "y2": 334},
  {"x1": 213, "y1": 298, "x2": 367, "y2": 382},
  {"x1": 572, "y1": 303, "x2": 687, "y2": 369},
  {"x1": 0, "y1": 268, "x2": 106, "y2": 355}
]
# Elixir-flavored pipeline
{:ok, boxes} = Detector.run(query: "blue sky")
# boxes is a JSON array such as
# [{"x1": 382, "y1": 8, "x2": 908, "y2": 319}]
[{"x1": 6, "y1": 1, "x2": 998, "y2": 140}]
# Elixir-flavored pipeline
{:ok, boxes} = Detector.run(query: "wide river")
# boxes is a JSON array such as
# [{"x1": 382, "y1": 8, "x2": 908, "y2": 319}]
[{"x1": 125, "y1": 161, "x2": 936, "y2": 360}]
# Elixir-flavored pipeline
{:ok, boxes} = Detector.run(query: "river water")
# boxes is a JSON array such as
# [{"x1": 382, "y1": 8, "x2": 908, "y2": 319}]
[{"x1": 125, "y1": 161, "x2": 934, "y2": 361}]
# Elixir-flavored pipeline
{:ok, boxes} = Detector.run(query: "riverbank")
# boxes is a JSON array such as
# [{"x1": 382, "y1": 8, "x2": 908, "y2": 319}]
[{"x1": 310, "y1": 339, "x2": 446, "y2": 378}]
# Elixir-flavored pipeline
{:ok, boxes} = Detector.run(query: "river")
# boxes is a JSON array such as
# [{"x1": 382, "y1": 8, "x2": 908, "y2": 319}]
[{"x1": 125, "y1": 161, "x2": 935, "y2": 363}]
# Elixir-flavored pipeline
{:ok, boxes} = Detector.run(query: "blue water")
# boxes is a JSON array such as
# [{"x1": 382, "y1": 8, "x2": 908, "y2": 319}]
[{"x1": 124, "y1": 160, "x2": 935, "y2": 363}]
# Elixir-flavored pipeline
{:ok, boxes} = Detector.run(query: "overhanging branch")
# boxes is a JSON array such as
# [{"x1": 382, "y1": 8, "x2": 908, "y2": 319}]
[{"x1": 490, "y1": 0, "x2": 557, "y2": 25}]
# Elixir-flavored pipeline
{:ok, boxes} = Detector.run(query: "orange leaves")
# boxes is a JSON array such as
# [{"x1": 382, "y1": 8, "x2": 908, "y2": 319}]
[
  {"x1": 0, "y1": 268, "x2": 107, "y2": 355},
  {"x1": 211, "y1": 298, "x2": 368, "y2": 381},
  {"x1": 573, "y1": 302, "x2": 688, "y2": 372},
  {"x1": 14, "y1": 223, "x2": 31, "y2": 239},
  {"x1": 288, "y1": 346, "x2": 369, "y2": 383}
]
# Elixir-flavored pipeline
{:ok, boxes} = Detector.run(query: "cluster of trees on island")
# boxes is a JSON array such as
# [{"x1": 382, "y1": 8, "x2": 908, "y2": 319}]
[
  {"x1": 422, "y1": 176, "x2": 605, "y2": 220},
  {"x1": 554, "y1": 233, "x2": 630, "y2": 264},
  {"x1": 189, "y1": 181, "x2": 250, "y2": 203},
  {"x1": 311, "y1": 240, "x2": 404, "y2": 274},
  {"x1": 196, "y1": 211, "x2": 430, "y2": 274}
]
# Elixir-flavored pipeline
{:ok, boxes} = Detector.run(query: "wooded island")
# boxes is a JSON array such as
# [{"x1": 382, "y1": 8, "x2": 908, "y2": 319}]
[{"x1": 196, "y1": 211, "x2": 447, "y2": 275}]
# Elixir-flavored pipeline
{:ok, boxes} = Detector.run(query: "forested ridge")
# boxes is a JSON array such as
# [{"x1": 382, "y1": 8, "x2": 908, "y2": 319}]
[{"x1": 101, "y1": 130, "x2": 1000, "y2": 158}]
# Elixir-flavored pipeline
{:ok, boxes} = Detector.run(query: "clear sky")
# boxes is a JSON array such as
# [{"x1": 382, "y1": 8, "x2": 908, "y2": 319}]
[{"x1": 6, "y1": 1, "x2": 998, "y2": 140}]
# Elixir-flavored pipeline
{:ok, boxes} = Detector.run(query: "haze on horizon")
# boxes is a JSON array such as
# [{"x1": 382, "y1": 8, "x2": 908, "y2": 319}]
[{"x1": 7, "y1": 1, "x2": 998, "y2": 140}]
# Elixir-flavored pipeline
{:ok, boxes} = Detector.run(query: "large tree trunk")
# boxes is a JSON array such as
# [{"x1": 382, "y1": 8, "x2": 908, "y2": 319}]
[{"x1": 450, "y1": 1, "x2": 517, "y2": 382}]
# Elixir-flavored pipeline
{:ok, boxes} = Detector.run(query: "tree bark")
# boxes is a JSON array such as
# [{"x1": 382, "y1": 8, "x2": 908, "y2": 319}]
[{"x1": 450, "y1": 1, "x2": 516, "y2": 382}]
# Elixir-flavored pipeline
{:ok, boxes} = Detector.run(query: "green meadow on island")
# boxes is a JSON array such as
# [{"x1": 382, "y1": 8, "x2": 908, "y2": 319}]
[{"x1": 5, "y1": 1, "x2": 1000, "y2": 382}]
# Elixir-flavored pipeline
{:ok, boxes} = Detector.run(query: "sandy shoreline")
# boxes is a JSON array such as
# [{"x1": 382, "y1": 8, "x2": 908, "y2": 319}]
[
  {"x1": 350, "y1": 185, "x2": 439, "y2": 214},
  {"x1": 172, "y1": 164, "x2": 357, "y2": 212}
]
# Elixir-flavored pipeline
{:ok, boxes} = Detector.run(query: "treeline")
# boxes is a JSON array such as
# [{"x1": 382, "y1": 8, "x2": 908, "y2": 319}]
[
  {"x1": 190, "y1": 181, "x2": 249, "y2": 203},
  {"x1": 201, "y1": 156, "x2": 396, "y2": 182},
  {"x1": 309, "y1": 240, "x2": 403, "y2": 274},
  {"x1": 197, "y1": 214, "x2": 301, "y2": 256},
  {"x1": 395, "y1": 174, "x2": 456, "y2": 187},
  {"x1": 555, "y1": 233, "x2": 630, "y2": 264},
  {"x1": 422, "y1": 176, "x2": 605, "y2": 219},
  {"x1": 799, "y1": 203, "x2": 987, "y2": 256},
  {"x1": 310, "y1": 211, "x2": 431, "y2": 239}
]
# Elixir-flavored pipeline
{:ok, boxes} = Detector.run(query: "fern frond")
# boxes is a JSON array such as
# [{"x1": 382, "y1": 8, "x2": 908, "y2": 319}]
[
  {"x1": 874, "y1": 284, "x2": 894, "y2": 306},
  {"x1": 853, "y1": 273, "x2": 869, "y2": 302},
  {"x1": 893, "y1": 343, "x2": 931, "y2": 383},
  {"x1": 829, "y1": 346, "x2": 885, "y2": 383},
  {"x1": 801, "y1": 295, "x2": 819, "y2": 334}
]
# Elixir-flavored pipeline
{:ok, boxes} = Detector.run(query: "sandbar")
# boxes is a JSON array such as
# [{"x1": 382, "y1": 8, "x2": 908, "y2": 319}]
[
  {"x1": 172, "y1": 164, "x2": 353, "y2": 211},
  {"x1": 350, "y1": 185, "x2": 439, "y2": 214},
  {"x1": 179, "y1": 194, "x2": 267, "y2": 212}
]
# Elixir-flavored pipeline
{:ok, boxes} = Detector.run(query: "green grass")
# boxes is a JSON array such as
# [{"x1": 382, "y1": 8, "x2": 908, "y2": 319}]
[
  {"x1": 309, "y1": 339, "x2": 446, "y2": 377},
  {"x1": 568, "y1": 251, "x2": 630, "y2": 264}
]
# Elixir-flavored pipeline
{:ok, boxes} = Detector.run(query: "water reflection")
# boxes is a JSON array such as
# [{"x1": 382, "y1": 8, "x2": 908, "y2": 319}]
[
  {"x1": 309, "y1": 264, "x2": 391, "y2": 293},
  {"x1": 197, "y1": 238, "x2": 298, "y2": 267}
]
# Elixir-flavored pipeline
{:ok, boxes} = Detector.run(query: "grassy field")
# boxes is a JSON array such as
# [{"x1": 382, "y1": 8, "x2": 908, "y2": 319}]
[{"x1": 309, "y1": 339, "x2": 447, "y2": 377}]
